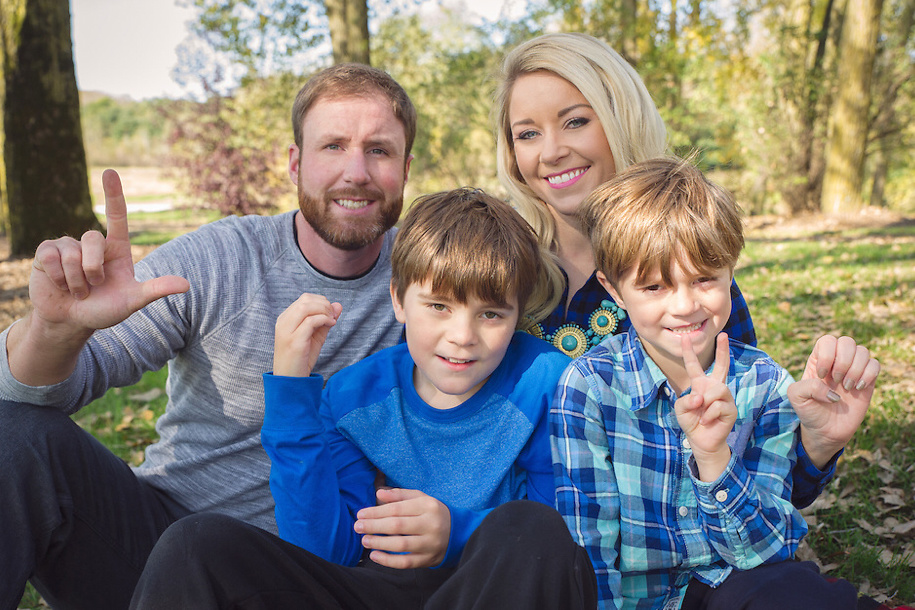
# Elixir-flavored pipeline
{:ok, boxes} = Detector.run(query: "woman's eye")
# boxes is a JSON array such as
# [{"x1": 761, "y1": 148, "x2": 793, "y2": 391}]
[
  {"x1": 515, "y1": 129, "x2": 538, "y2": 141},
  {"x1": 566, "y1": 117, "x2": 590, "y2": 129}
]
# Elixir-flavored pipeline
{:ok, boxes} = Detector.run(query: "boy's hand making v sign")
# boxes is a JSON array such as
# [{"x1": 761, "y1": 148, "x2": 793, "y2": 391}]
[{"x1": 674, "y1": 333, "x2": 738, "y2": 482}]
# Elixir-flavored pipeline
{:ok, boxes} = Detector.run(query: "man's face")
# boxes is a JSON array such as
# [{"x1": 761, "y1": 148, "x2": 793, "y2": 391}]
[{"x1": 291, "y1": 95, "x2": 411, "y2": 251}]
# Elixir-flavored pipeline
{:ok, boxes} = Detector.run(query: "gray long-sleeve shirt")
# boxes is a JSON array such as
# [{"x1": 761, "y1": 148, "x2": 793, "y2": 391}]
[{"x1": 0, "y1": 211, "x2": 401, "y2": 533}]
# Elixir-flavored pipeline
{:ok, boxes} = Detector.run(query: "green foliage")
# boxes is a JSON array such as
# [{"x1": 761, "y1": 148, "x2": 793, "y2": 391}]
[
  {"x1": 81, "y1": 96, "x2": 174, "y2": 166},
  {"x1": 740, "y1": 218, "x2": 915, "y2": 604},
  {"x1": 179, "y1": 0, "x2": 322, "y2": 84},
  {"x1": 165, "y1": 72, "x2": 297, "y2": 215},
  {"x1": 373, "y1": 11, "x2": 504, "y2": 200}
]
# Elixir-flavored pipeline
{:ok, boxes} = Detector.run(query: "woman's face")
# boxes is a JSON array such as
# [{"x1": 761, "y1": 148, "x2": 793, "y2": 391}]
[{"x1": 508, "y1": 71, "x2": 616, "y2": 221}]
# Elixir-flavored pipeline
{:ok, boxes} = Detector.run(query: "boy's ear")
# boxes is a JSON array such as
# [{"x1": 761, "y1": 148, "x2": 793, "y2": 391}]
[
  {"x1": 390, "y1": 283, "x2": 407, "y2": 324},
  {"x1": 596, "y1": 271, "x2": 626, "y2": 310}
]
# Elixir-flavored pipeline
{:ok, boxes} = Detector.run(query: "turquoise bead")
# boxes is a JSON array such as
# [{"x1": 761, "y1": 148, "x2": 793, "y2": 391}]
[{"x1": 561, "y1": 335, "x2": 579, "y2": 351}]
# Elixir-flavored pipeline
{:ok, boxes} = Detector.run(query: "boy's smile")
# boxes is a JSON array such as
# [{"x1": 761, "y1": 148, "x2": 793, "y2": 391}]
[
  {"x1": 391, "y1": 281, "x2": 520, "y2": 410},
  {"x1": 599, "y1": 259, "x2": 732, "y2": 394}
]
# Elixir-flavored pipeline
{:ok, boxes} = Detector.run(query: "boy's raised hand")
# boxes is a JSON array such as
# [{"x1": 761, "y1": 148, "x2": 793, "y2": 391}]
[
  {"x1": 674, "y1": 333, "x2": 737, "y2": 482},
  {"x1": 354, "y1": 488, "x2": 451, "y2": 569},
  {"x1": 28, "y1": 169, "x2": 190, "y2": 333},
  {"x1": 788, "y1": 335, "x2": 880, "y2": 469},
  {"x1": 273, "y1": 294, "x2": 342, "y2": 377}
]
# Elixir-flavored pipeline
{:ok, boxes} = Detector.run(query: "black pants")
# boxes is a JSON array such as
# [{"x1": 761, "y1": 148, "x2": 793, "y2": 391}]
[
  {"x1": 682, "y1": 560, "x2": 858, "y2": 610},
  {"x1": 129, "y1": 500, "x2": 598, "y2": 610},
  {"x1": 0, "y1": 400, "x2": 190, "y2": 610}
]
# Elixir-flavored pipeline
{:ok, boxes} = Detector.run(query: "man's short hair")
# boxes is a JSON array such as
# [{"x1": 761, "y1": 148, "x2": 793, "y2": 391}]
[
  {"x1": 391, "y1": 188, "x2": 561, "y2": 324},
  {"x1": 291, "y1": 63, "x2": 417, "y2": 158},
  {"x1": 580, "y1": 157, "x2": 744, "y2": 287}
]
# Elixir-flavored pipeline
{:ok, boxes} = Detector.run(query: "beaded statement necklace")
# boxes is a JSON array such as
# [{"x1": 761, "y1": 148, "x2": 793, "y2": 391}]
[{"x1": 521, "y1": 299, "x2": 627, "y2": 359}]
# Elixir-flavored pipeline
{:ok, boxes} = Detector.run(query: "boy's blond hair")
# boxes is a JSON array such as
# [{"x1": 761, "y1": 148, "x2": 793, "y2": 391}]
[
  {"x1": 391, "y1": 188, "x2": 562, "y2": 325},
  {"x1": 579, "y1": 157, "x2": 744, "y2": 288}
]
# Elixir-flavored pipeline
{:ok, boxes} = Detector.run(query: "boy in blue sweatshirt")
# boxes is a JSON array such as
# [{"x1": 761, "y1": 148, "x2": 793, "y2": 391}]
[{"x1": 129, "y1": 188, "x2": 597, "y2": 609}]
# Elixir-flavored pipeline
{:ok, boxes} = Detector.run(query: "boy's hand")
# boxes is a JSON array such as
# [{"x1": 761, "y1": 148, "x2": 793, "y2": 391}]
[
  {"x1": 674, "y1": 333, "x2": 737, "y2": 482},
  {"x1": 354, "y1": 488, "x2": 451, "y2": 569},
  {"x1": 273, "y1": 294, "x2": 342, "y2": 377},
  {"x1": 788, "y1": 335, "x2": 880, "y2": 469}
]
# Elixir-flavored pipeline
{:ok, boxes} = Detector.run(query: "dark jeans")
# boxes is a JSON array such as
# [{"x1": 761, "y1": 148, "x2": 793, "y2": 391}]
[
  {"x1": 681, "y1": 560, "x2": 858, "y2": 610},
  {"x1": 129, "y1": 500, "x2": 598, "y2": 610},
  {"x1": 0, "y1": 400, "x2": 190, "y2": 610}
]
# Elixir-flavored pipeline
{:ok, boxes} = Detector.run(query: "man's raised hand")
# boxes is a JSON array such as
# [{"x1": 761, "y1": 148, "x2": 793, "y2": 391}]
[{"x1": 29, "y1": 169, "x2": 189, "y2": 332}]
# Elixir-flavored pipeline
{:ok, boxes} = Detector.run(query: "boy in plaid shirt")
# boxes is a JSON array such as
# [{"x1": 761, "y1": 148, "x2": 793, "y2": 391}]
[{"x1": 551, "y1": 157, "x2": 880, "y2": 609}]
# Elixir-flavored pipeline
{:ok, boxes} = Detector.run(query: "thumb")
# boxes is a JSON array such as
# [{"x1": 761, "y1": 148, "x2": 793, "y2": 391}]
[
  {"x1": 132, "y1": 275, "x2": 190, "y2": 312},
  {"x1": 376, "y1": 487, "x2": 421, "y2": 505},
  {"x1": 788, "y1": 378, "x2": 840, "y2": 408}
]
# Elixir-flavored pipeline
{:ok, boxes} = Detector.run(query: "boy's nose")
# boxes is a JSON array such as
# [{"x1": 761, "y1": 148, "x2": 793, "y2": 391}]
[
  {"x1": 447, "y1": 317, "x2": 477, "y2": 346},
  {"x1": 670, "y1": 288, "x2": 699, "y2": 314}
]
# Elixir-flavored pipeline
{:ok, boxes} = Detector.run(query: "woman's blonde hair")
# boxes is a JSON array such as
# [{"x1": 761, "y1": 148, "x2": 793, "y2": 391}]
[
  {"x1": 391, "y1": 188, "x2": 563, "y2": 325},
  {"x1": 494, "y1": 32, "x2": 668, "y2": 252},
  {"x1": 579, "y1": 157, "x2": 744, "y2": 287}
]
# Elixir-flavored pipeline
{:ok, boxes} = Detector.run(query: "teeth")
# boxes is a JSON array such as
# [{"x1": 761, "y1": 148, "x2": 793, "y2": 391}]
[
  {"x1": 447, "y1": 358, "x2": 471, "y2": 364},
  {"x1": 336, "y1": 199, "x2": 369, "y2": 210},
  {"x1": 547, "y1": 169, "x2": 585, "y2": 185},
  {"x1": 670, "y1": 322, "x2": 703, "y2": 334}
]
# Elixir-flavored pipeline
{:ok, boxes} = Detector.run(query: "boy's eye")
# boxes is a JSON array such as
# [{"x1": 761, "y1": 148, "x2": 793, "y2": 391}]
[
  {"x1": 482, "y1": 311, "x2": 502, "y2": 320},
  {"x1": 430, "y1": 303, "x2": 447, "y2": 312},
  {"x1": 642, "y1": 284, "x2": 662, "y2": 292}
]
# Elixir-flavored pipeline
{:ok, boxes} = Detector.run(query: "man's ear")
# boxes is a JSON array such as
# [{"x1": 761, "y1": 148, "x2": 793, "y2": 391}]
[
  {"x1": 288, "y1": 144, "x2": 300, "y2": 185},
  {"x1": 390, "y1": 283, "x2": 407, "y2": 324},
  {"x1": 596, "y1": 271, "x2": 626, "y2": 310},
  {"x1": 403, "y1": 154, "x2": 413, "y2": 184}
]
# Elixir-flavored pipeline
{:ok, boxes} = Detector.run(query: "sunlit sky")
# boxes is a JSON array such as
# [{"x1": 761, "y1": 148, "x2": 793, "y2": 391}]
[{"x1": 70, "y1": 0, "x2": 521, "y2": 100}]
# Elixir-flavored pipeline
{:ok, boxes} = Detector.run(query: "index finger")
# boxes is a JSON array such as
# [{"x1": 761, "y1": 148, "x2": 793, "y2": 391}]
[
  {"x1": 708, "y1": 332, "x2": 730, "y2": 384},
  {"x1": 102, "y1": 169, "x2": 130, "y2": 244},
  {"x1": 681, "y1": 334, "x2": 706, "y2": 380}
]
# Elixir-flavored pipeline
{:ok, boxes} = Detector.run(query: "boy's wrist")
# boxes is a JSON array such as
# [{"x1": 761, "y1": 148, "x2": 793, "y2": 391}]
[{"x1": 691, "y1": 446, "x2": 732, "y2": 482}]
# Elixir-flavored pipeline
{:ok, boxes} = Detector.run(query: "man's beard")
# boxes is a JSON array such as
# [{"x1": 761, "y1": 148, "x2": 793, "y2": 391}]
[{"x1": 298, "y1": 188, "x2": 403, "y2": 251}]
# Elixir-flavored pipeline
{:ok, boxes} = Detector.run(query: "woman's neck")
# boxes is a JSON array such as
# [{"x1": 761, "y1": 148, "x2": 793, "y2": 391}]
[{"x1": 550, "y1": 208, "x2": 596, "y2": 311}]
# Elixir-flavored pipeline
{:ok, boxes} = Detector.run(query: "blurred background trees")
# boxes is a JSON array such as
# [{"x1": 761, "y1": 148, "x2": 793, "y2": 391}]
[{"x1": 3, "y1": 0, "x2": 913, "y2": 244}]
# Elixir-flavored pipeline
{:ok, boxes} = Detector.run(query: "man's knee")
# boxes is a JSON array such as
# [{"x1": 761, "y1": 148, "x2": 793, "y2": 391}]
[{"x1": 151, "y1": 513, "x2": 245, "y2": 563}]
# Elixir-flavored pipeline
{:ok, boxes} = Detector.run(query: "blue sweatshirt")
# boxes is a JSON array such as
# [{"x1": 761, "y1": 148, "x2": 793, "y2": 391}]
[{"x1": 261, "y1": 331, "x2": 570, "y2": 567}]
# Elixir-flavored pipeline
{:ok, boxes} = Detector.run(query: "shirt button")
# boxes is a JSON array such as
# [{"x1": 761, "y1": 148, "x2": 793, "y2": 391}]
[
  {"x1": 682, "y1": 438, "x2": 691, "y2": 450},
  {"x1": 678, "y1": 506, "x2": 688, "y2": 517},
  {"x1": 715, "y1": 490, "x2": 728, "y2": 502}
]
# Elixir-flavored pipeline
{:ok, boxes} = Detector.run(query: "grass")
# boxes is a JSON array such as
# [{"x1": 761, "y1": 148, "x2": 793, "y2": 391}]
[
  {"x1": 17, "y1": 212, "x2": 915, "y2": 608},
  {"x1": 740, "y1": 218, "x2": 915, "y2": 605}
]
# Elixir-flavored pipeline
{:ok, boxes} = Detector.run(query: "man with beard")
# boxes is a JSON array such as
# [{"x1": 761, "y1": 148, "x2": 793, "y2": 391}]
[{"x1": 0, "y1": 63, "x2": 414, "y2": 610}]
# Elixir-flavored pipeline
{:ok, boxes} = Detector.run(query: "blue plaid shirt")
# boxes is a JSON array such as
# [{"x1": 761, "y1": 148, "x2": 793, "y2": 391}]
[
  {"x1": 526, "y1": 271, "x2": 835, "y2": 509},
  {"x1": 551, "y1": 331, "x2": 808, "y2": 610}
]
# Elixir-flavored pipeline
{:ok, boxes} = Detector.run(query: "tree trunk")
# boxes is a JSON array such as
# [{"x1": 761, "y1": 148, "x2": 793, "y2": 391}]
[
  {"x1": 325, "y1": 0, "x2": 370, "y2": 65},
  {"x1": 821, "y1": 0, "x2": 885, "y2": 213},
  {"x1": 0, "y1": 0, "x2": 98, "y2": 257},
  {"x1": 620, "y1": 0, "x2": 638, "y2": 65}
]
